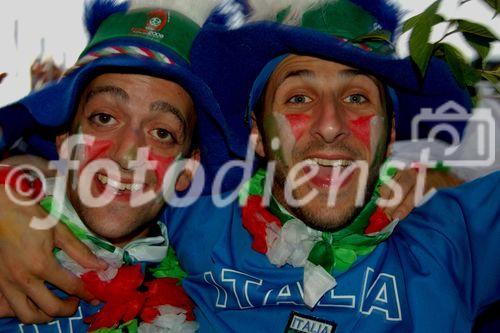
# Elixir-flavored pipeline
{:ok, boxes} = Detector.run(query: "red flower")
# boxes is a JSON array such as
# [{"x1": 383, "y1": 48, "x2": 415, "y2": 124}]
[
  {"x1": 241, "y1": 195, "x2": 281, "y2": 253},
  {"x1": 364, "y1": 207, "x2": 391, "y2": 235},
  {"x1": 143, "y1": 278, "x2": 196, "y2": 321},
  {"x1": 82, "y1": 265, "x2": 146, "y2": 331},
  {"x1": 82, "y1": 265, "x2": 196, "y2": 331}
]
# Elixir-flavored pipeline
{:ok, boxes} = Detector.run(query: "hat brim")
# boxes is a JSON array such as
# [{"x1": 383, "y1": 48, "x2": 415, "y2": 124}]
[{"x1": 191, "y1": 21, "x2": 472, "y2": 157}]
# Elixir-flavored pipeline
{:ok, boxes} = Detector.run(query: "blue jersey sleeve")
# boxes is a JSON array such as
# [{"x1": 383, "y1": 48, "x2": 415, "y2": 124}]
[{"x1": 396, "y1": 171, "x2": 500, "y2": 318}]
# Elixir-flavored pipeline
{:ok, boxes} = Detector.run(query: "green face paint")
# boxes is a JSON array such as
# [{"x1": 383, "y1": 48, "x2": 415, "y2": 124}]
[{"x1": 369, "y1": 116, "x2": 390, "y2": 170}]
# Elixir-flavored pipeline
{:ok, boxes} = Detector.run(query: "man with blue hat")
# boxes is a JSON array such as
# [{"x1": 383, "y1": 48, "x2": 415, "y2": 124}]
[
  {"x1": 157, "y1": 0, "x2": 498, "y2": 331},
  {"x1": 0, "y1": 0, "x2": 229, "y2": 331}
]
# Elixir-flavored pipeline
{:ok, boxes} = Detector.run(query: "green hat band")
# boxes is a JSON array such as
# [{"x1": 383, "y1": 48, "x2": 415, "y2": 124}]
[
  {"x1": 82, "y1": 8, "x2": 200, "y2": 62},
  {"x1": 278, "y1": 0, "x2": 395, "y2": 55}
]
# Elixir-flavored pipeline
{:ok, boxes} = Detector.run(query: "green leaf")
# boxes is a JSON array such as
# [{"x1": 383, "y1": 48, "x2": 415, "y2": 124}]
[
  {"x1": 481, "y1": 69, "x2": 500, "y2": 85},
  {"x1": 455, "y1": 19, "x2": 498, "y2": 41},
  {"x1": 410, "y1": 38, "x2": 434, "y2": 75},
  {"x1": 408, "y1": 0, "x2": 443, "y2": 75},
  {"x1": 462, "y1": 32, "x2": 492, "y2": 61},
  {"x1": 483, "y1": 0, "x2": 500, "y2": 15},
  {"x1": 481, "y1": 69, "x2": 500, "y2": 94},
  {"x1": 436, "y1": 43, "x2": 465, "y2": 85},
  {"x1": 437, "y1": 43, "x2": 482, "y2": 87},
  {"x1": 403, "y1": 13, "x2": 444, "y2": 33}
]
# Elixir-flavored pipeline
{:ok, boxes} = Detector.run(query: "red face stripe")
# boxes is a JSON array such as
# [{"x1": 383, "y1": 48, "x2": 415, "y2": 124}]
[
  {"x1": 285, "y1": 114, "x2": 311, "y2": 141},
  {"x1": 148, "y1": 151, "x2": 175, "y2": 191},
  {"x1": 348, "y1": 115, "x2": 374, "y2": 150},
  {"x1": 84, "y1": 139, "x2": 113, "y2": 164}
]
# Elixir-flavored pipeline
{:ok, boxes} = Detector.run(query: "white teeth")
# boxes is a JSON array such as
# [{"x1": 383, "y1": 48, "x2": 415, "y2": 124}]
[
  {"x1": 96, "y1": 174, "x2": 145, "y2": 192},
  {"x1": 305, "y1": 159, "x2": 353, "y2": 167},
  {"x1": 131, "y1": 183, "x2": 144, "y2": 191}
]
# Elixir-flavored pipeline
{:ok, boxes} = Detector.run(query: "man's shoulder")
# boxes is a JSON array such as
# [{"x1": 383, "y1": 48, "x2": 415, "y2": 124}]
[
  {"x1": 389, "y1": 171, "x2": 500, "y2": 317},
  {"x1": 444, "y1": 170, "x2": 500, "y2": 202},
  {"x1": 403, "y1": 170, "x2": 499, "y2": 225},
  {"x1": 391, "y1": 170, "x2": 500, "y2": 266}
]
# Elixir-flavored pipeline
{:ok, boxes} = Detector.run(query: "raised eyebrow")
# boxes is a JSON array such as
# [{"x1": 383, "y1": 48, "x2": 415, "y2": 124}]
[
  {"x1": 84, "y1": 85, "x2": 129, "y2": 105},
  {"x1": 281, "y1": 69, "x2": 315, "y2": 84},
  {"x1": 150, "y1": 101, "x2": 187, "y2": 137},
  {"x1": 338, "y1": 69, "x2": 379, "y2": 82}
]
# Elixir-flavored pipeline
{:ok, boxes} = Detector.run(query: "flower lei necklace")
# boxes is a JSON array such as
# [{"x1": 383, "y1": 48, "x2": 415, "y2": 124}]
[
  {"x1": 240, "y1": 168, "x2": 399, "y2": 308},
  {"x1": 40, "y1": 194, "x2": 198, "y2": 333}
]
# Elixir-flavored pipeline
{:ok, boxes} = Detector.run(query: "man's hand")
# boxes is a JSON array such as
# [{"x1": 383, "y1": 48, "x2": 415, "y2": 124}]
[
  {"x1": 0, "y1": 291, "x2": 14, "y2": 317},
  {"x1": 30, "y1": 59, "x2": 63, "y2": 91},
  {"x1": 0, "y1": 185, "x2": 107, "y2": 323},
  {"x1": 379, "y1": 168, "x2": 463, "y2": 221}
]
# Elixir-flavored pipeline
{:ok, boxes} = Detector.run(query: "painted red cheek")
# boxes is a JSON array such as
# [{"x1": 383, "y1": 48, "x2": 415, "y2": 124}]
[
  {"x1": 348, "y1": 115, "x2": 374, "y2": 149},
  {"x1": 84, "y1": 139, "x2": 113, "y2": 162},
  {"x1": 79, "y1": 139, "x2": 113, "y2": 175},
  {"x1": 285, "y1": 114, "x2": 311, "y2": 141},
  {"x1": 148, "y1": 151, "x2": 175, "y2": 190}
]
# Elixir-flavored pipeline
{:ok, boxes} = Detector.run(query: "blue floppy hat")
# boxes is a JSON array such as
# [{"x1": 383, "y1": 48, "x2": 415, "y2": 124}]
[
  {"x1": 0, "y1": 0, "x2": 234, "y2": 189},
  {"x1": 191, "y1": 0, "x2": 472, "y2": 158}
]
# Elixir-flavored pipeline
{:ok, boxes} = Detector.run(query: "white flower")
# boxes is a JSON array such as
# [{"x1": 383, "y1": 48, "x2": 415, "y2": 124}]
[
  {"x1": 266, "y1": 219, "x2": 322, "y2": 267},
  {"x1": 138, "y1": 305, "x2": 199, "y2": 333}
]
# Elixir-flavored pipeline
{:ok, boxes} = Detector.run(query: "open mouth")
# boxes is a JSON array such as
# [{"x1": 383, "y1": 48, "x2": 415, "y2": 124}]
[
  {"x1": 93, "y1": 173, "x2": 150, "y2": 200},
  {"x1": 304, "y1": 158, "x2": 353, "y2": 168},
  {"x1": 96, "y1": 174, "x2": 146, "y2": 192},
  {"x1": 302, "y1": 158, "x2": 356, "y2": 189}
]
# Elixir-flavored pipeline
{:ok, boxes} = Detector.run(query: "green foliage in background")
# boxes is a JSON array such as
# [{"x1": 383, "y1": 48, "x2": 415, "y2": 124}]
[{"x1": 403, "y1": 0, "x2": 499, "y2": 96}]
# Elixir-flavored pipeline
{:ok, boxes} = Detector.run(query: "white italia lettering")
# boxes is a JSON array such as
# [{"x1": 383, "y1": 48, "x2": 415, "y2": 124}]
[
  {"x1": 317, "y1": 289, "x2": 356, "y2": 308},
  {"x1": 204, "y1": 271, "x2": 228, "y2": 308},
  {"x1": 290, "y1": 316, "x2": 333, "y2": 333},
  {"x1": 263, "y1": 282, "x2": 304, "y2": 306},
  {"x1": 220, "y1": 269, "x2": 263, "y2": 309},
  {"x1": 68, "y1": 307, "x2": 83, "y2": 333},
  {"x1": 360, "y1": 267, "x2": 402, "y2": 321},
  {"x1": 204, "y1": 267, "x2": 402, "y2": 322},
  {"x1": 18, "y1": 307, "x2": 83, "y2": 333}
]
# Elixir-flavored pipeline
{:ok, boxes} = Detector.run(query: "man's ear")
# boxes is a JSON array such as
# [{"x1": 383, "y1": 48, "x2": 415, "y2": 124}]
[
  {"x1": 250, "y1": 112, "x2": 266, "y2": 158},
  {"x1": 175, "y1": 149, "x2": 201, "y2": 192},
  {"x1": 55, "y1": 132, "x2": 69, "y2": 155}
]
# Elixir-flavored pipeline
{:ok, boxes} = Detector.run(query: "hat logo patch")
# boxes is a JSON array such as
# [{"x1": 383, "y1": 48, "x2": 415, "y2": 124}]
[
  {"x1": 148, "y1": 17, "x2": 163, "y2": 29},
  {"x1": 131, "y1": 9, "x2": 169, "y2": 40}
]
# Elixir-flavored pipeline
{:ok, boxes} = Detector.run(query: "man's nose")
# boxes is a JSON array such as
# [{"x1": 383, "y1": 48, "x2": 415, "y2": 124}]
[
  {"x1": 111, "y1": 127, "x2": 147, "y2": 170},
  {"x1": 310, "y1": 99, "x2": 349, "y2": 143}
]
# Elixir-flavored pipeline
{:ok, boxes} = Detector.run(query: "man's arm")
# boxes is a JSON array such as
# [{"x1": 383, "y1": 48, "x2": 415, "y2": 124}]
[
  {"x1": 0, "y1": 158, "x2": 107, "y2": 323},
  {"x1": 400, "y1": 171, "x2": 500, "y2": 316},
  {"x1": 379, "y1": 168, "x2": 463, "y2": 221}
]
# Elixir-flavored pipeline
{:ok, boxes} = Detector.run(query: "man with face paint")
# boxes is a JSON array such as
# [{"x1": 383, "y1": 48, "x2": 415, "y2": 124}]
[
  {"x1": 0, "y1": 0, "x2": 230, "y2": 330},
  {"x1": 157, "y1": 0, "x2": 499, "y2": 332},
  {"x1": 253, "y1": 56, "x2": 392, "y2": 231}
]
